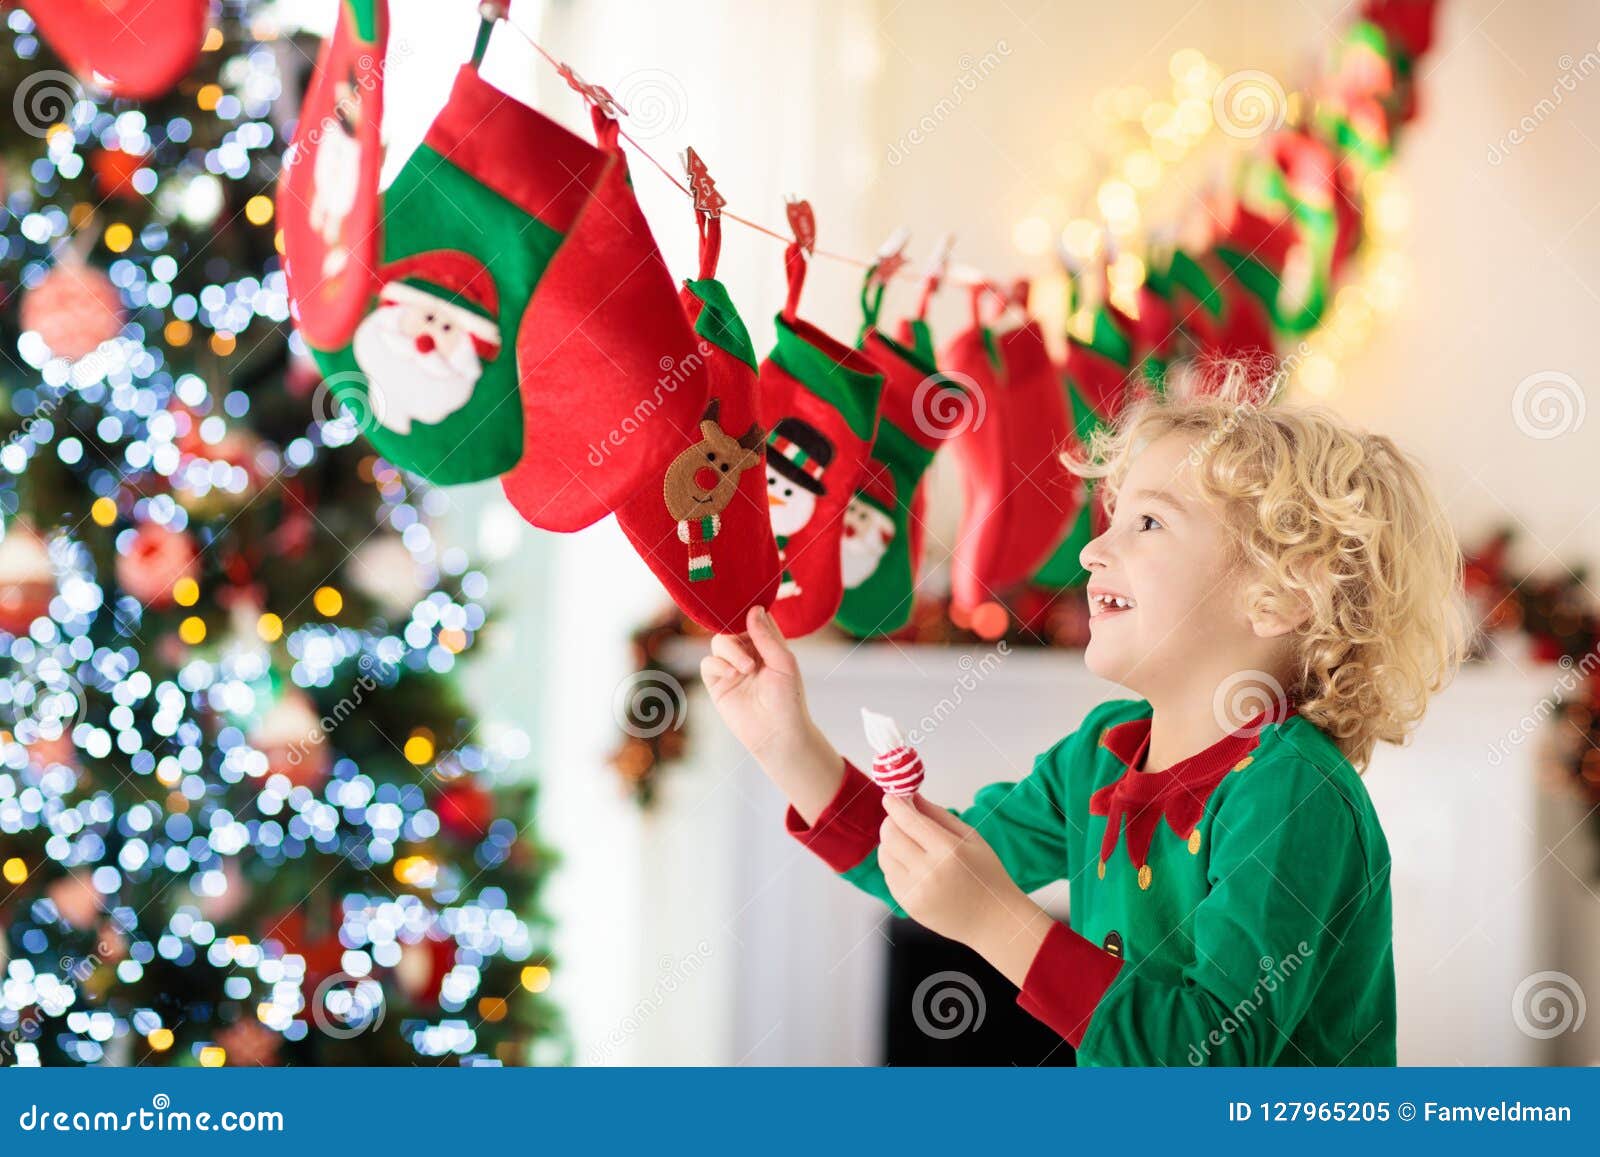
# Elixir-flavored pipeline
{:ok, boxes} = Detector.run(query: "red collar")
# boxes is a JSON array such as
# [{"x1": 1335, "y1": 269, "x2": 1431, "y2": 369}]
[{"x1": 1088, "y1": 708, "x2": 1286, "y2": 884}]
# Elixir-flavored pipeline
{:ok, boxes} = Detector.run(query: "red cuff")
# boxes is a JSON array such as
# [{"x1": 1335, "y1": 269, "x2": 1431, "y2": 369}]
[
  {"x1": 784, "y1": 758, "x2": 886, "y2": 872},
  {"x1": 1016, "y1": 921, "x2": 1124, "y2": 1047}
]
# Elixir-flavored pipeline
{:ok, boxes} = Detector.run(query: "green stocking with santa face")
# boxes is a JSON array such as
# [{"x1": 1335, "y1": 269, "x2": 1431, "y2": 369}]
[{"x1": 310, "y1": 51, "x2": 604, "y2": 484}]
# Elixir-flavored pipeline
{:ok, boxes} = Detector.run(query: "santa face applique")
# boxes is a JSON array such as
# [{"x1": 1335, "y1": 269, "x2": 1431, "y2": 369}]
[
  {"x1": 351, "y1": 251, "x2": 502, "y2": 436},
  {"x1": 840, "y1": 494, "x2": 894, "y2": 589},
  {"x1": 308, "y1": 69, "x2": 364, "y2": 278}
]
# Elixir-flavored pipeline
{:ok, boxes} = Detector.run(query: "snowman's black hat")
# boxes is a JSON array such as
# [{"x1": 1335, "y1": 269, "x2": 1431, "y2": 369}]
[{"x1": 765, "y1": 417, "x2": 833, "y2": 496}]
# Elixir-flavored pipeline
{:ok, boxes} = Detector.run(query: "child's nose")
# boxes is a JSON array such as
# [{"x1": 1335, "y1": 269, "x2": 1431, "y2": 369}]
[{"x1": 1079, "y1": 530, "x2": 1111, "y2": 571}]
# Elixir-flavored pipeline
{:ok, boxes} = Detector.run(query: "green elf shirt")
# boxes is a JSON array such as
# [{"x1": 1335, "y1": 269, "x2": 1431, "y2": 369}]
[{"x1": 787, "y1": 698, "x2": 1396, "y2": 1066}]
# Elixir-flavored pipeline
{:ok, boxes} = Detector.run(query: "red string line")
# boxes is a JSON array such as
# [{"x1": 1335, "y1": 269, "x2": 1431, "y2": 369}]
[{"x1": 502, "y1": 17, "x2": 998, "y2": 293}]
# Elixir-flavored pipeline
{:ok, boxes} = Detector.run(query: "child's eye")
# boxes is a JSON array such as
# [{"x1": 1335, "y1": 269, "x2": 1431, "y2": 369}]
[{"x1": 1137, "y1": 513, "x2": 1163, "y2": 532}]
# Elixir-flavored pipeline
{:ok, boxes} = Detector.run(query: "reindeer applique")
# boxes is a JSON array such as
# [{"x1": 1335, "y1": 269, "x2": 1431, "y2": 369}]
[{"x1": 662, "y1": 399, "x2": 764, "y2": 582}]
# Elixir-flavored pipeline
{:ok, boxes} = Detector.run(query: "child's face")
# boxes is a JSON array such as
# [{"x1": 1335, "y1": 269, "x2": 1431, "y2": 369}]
[{"x1": 1078, "y1": 432, "x2": 1263, "y2": 699}]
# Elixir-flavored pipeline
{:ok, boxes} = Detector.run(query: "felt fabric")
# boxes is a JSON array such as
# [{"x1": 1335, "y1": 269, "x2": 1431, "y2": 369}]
[
  {"x1": 1163, "y1": 248, "x2": 1278, "y2": 364},
  {"x1": 281, "y1": 0, "x2": 388, "y2": 354},
  {"x1": 758, "y1": 243, "x2": 885, "y2": 637},
  {"x1": 942, "y1": 292, "x2": 1079, "y2": 613},
  {"x1": 786, "y1": 698, "x2": 1396, "y2": 1065},
  {"x1": 834, "y1": 278, "x2": 967, "y2": 637},
  {"x1": 613, "y1": 215, "x2": 781, "y2": 634},
  {"x1": 501, "y1": 98, "x2": 706, "y2": 531},
  {"x1": 23, "y1": 0, "x2": 208, "y2": 99},
  {"x1": 314, "y1": 59, "x2": 601, "y2": 484}
]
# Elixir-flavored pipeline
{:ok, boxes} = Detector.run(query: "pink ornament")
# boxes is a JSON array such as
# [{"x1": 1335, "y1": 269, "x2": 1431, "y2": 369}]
[
  {"x1": 115, "y1": 523, "x2": 198, "y2": 607},
  {"x1": 861, "y1": 708, "x2": 924, "y2": 796},
  {"x1": 0, "y1": 521, "x2": 55, "y2": 634},
  {"x1": 21, "y1": 262, "x2": 126, "y2": 360}
]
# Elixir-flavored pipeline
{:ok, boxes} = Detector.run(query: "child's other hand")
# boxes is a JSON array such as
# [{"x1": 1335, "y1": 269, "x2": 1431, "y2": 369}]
[
  {"x1": 878, "y1": 795, "x2": 1029, "y2": 947},
  {"x1": 701, "y1": 605, "x2": 816, "y2": 765}
]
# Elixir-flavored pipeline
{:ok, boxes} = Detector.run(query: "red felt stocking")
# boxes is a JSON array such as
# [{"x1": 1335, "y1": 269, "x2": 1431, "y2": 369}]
[
  {"x1": 613, "y1": 210, "x2": 780, "y2": 633},
  {"x1": 499, "y1": 85, "x2": 705, "y2": 532},
  {"x1": 23, "y1": 0, "x2": 208, "y2": 99},
  {"x1": 758, "y1": 242, "x2": 885, "y2": 638},
  {"x1": 943, "y1": 284, "x2": 1080, "y2": 615},
  {"x1": 280, "y1": 0, "x2": 387, "y2": 354}
]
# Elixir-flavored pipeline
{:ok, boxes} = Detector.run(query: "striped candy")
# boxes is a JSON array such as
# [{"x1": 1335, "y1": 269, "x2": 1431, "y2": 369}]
[
  {"x1": 869, "y1": 745, "x2": 925, "y2": 796},
  {"x1": 861, "y1": 708, "x2": 924, "y2": 796}
]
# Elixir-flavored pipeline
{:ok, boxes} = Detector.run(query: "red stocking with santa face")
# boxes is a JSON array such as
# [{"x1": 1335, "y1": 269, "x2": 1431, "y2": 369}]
[
  {"x1": 758, "y1": 244, "x2": 885, "y2": 637},
  {"x1": 280, "y1": 0, "x2": 388, "y2": 355},
  {"x1": 613, "y1": 214, "x2": 780, "y2": 633}
]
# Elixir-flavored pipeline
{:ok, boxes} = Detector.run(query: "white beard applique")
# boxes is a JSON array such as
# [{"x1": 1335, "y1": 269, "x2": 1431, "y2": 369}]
[
  {"x1": 840, "y1": 496, "x2": 894, "y2": 589},
  {"x1": 351, "y1": 298, "x2": 488, "y2": 435},
  {"x1": 310, "y1": 125, "x2": 362, "y2": 276}
]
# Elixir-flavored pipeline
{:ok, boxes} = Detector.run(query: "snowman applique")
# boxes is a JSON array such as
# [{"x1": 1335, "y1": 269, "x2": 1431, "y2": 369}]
[
  {"x1": 765, "y1": 417, "x2": 834, "y2": 600},
  {"x1": 840, "y1": 461, "x2": 897, "y2": 590},
  {"x1": 351, "y1": 251, "x2": 503, "y2": 436}
]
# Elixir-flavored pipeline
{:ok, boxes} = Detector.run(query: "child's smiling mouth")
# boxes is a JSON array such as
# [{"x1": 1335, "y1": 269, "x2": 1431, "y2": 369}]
[{"x1": 1087, "y1": 587, "x2": 1136, "y2": 620}]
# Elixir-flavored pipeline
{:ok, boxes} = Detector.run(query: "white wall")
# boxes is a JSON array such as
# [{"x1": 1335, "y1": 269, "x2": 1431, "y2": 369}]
[{"x1": 305, "y1": 0, "x2": 1600, "y2": 1062}]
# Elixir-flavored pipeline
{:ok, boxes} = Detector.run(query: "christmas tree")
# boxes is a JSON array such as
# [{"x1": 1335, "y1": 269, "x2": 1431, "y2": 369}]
[{"x1": 0, "y1": 5, "x2": 562, "y2": 1066}]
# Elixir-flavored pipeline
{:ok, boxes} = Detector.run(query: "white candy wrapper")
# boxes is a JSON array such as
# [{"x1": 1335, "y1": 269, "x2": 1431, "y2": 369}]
[{"x1": 860, "y1": 707, "x2": 924, "y2": 796}]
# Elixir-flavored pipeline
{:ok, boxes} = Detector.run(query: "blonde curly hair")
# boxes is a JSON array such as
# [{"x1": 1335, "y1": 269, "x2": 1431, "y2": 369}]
[{"x1": 1066, "y1": 369, "x2": 1470, "y2": 771}]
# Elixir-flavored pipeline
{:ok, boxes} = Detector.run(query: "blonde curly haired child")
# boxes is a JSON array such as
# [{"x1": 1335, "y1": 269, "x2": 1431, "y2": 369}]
[{"x1": 705, "y1": 370, "x2": 1469, "y2": 1066}]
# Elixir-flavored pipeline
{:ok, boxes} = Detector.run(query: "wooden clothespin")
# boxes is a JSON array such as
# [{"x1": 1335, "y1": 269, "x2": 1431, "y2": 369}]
[
  {"x1": 785, "y1": 196, "x2": 816, "y2": 256},
  {"x1": 556, "y1": 61, "x2": 626, "y2": 118},
  {"x1": 682, "y1": 147, "x2": 726, "y2": 217}
]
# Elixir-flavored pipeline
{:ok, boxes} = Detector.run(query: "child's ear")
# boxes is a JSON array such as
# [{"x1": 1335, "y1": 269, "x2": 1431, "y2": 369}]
[{"x1": 1247, "y1": 592, "x2": 1312, "y2": 639}]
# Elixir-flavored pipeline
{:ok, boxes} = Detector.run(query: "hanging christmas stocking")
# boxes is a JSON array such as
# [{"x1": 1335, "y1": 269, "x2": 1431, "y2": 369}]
[
  {"x1": 834, "y1": 268, "x2": 967, "y2": 638},
  {"x1": 1032, "y1": 297, "x2": 1144, "y2": 590},
  {"x1": 892, "y1": 268, "x2": 950, "y2": 581},
  {"x1": 943, "y1": 285, "x2": 1080, "y2": 615},
  {"x1": 613, "y1": 209, "x2": 780, "y2": 633},
  {"x1": 311, "y1": 35, "x2": 593, "y2": 484},
  {"x1": 759, "y1": 242, "x2": 885, "y2": 638},
  {"x1": 1216, "y1": 131, "x2": 1342, "y2": 334},
  {"x1": 281, "y1": 0, "x2": 388, "y2": 354},
  {"x1": 23, "y1": 0, "x2": 209, "y2": 99},
  {"x1": 1164, "y1": 247, "x2": 1278, "y2": 367},
  {"x1": 501, "y1": 86, "x2": 704, "y2": 532}
]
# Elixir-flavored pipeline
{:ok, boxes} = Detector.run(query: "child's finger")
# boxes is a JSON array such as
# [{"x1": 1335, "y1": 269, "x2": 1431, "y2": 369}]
[
  {"x1": 884, "y1": 793, "x2": 954, "y2": 850},
  {"x1": 879, "y1": 806, "x2": 928, "y2": 856},
  {"x1": 709, "y1": 631, "x2": 756, "y2": 674},
  {"x1": 699, "y1": 655, "x2": 739, "y2": 689},
  {"x1": 745, "y1": 606, "x2": 798, "y2": 675},
  {"x1": 913, "y1": 795, "x2": 973, "y2": 836}
]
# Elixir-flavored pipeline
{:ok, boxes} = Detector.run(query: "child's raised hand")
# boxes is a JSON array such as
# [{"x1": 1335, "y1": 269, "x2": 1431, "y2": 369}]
[{"x1": 701, "y1": 605, "x2": 815, "y2": 764}]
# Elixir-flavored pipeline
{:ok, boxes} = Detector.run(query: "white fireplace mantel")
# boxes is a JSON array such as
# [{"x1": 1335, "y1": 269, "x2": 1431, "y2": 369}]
[{"x1": 623, "y1": 642, "x2": 1567, "y2": 1066}]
